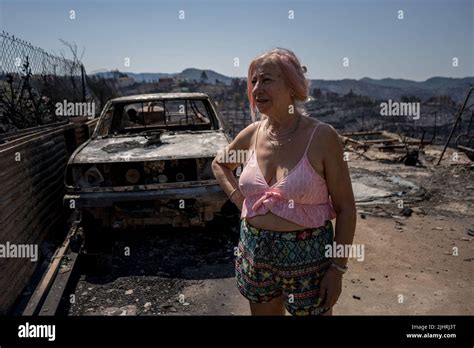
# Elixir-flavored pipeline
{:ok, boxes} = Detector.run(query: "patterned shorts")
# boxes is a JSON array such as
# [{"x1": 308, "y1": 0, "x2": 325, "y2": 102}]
[{"x1": 235, "y1": 218, "x2": 334, "y2": 316}]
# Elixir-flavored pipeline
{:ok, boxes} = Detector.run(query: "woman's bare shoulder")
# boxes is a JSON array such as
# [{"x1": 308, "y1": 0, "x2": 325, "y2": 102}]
[
  {"x1": 304, "y1": 117, "x2": 337, "y2": 136},
  {"x1": 240, "y1": 120, "x2": 262, "y2": 134},
  {"x1": 317, "y1": 121, "x2": 339, "y2": 138},
  {"x1": 229, "y1": 120, "x2": 262, "y2": 150},
  {"x1": 237, "y1": 120, "x2": 261, "y2": 140},
  {"x1": 307, "y1": 118, "x2": 342, "y2": 154}
]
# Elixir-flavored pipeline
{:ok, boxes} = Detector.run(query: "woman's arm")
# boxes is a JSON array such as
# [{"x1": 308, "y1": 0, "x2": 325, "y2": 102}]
[
  {"x1": 316, "y1": 124, "x2": 357, "y2": 309},
  {"x1": 211, "y1": 122, "x2": 260, "y2": 210},
  {"x1": 321, "y1": 124, "x2": 357, "y2": 266}
]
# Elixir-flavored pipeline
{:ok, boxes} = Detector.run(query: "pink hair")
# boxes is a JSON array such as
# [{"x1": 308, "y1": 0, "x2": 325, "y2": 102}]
[{"x1": 247, "y1": 48, "x2": 310, "y2": 122}]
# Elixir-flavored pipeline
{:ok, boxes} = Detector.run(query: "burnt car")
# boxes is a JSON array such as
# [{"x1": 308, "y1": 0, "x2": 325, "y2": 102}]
[{"x1": 64, "y1": 93, "x2": 237, "y2": 250}]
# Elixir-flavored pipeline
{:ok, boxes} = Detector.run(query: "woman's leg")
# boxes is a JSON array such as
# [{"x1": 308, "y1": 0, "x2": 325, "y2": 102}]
[
  {"x1": 274, "y1": 221, "x2": 336, "y2": 316},
  {"x1": 249, "y1": 296, "x2": 286, "y2": 315}
]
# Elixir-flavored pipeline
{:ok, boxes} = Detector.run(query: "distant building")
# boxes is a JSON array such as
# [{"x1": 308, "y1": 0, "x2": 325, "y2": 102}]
[
  {"x1": 158, "y1": 77, "x2": 174, "y2": 89},
  {"x1": 117, "y1": 76, "x2": 135, "y2": 87}
]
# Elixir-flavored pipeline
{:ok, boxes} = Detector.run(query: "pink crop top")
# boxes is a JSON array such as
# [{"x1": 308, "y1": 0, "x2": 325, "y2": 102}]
[{"x1": 238, "y1": 121, "x2": 337, "y2": 228}]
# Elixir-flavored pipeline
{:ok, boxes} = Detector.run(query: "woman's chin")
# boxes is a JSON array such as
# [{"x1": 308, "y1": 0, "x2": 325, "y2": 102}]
[{"x1": 257, "y1": 105, "x2": 271, "y2": 114}]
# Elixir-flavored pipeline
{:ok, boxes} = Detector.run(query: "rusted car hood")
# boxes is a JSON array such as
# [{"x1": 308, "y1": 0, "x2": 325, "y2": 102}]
[{"x1": 73, "y1": 130, "x2": 229, "y2": 163}]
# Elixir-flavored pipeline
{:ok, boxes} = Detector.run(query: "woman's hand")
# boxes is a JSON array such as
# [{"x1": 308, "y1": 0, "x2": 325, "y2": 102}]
[{"x1": 319, "y1": 267, "x2": 343, "y2": 309}]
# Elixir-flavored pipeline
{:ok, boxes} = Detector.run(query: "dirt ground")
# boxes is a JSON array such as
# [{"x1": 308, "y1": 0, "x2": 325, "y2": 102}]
[
  {"x1": 64, "y1": 144, "x2": 473, "y2": 316},
  {"x1": 176, "y1": 213, "x2": 473, "y2": 316}
]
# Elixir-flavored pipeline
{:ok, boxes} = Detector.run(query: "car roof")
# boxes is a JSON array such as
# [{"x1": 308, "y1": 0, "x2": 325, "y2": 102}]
[{"x1": 109, "y1": 92, "x2": 210, "y2": 104}]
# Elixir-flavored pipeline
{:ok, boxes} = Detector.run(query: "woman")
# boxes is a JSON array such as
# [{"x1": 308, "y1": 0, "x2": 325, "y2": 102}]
[{"x1": 212, "y1": 48, "x2": 356, "y2": 316}]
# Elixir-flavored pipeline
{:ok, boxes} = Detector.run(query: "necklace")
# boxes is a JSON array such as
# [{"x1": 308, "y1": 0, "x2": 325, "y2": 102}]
[{"x1": 264, "y1": 115, "x2": 301, "y2": 147}]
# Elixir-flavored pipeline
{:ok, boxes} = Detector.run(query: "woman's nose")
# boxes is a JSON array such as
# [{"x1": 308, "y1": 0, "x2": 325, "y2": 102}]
[{"x1": 253, "y1": 81, "x2": 261, "y2": 94}]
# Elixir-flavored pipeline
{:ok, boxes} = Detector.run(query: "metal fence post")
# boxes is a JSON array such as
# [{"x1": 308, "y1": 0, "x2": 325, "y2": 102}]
[{"x1": 81, "y1": 64, "x2": 86, "y2": 102}]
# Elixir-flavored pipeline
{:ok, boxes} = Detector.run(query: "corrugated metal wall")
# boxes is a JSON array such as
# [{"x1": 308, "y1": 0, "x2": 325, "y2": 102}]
[{"x1": 0, "y1": 118, "x2": 98, "y2": 314}]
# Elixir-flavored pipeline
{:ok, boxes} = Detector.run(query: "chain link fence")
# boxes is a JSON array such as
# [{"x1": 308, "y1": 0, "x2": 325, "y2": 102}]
[{"x1": 0, "y1": 31, "x2": 87, "y2": 132}]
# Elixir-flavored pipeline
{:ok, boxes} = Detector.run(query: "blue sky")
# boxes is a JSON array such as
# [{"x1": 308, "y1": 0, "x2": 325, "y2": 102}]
[{"x1": 0, "y1": 0, "x2": 472, "y2": 81}]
